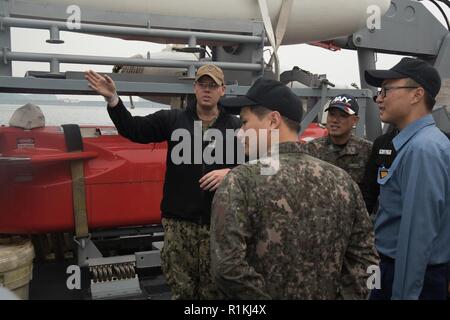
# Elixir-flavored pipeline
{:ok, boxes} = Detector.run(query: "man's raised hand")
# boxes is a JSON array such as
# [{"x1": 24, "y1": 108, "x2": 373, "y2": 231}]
[{"x1": 85, "y1": 70, "x2": 117, "y2": 99}]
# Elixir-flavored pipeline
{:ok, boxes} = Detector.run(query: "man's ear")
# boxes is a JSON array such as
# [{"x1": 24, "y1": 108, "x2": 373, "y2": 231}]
[
  {"x1": 412, "y1": 87, "x2": 425, "y2": 104},
  {"x1": 220, "y1": 85, "x2": 226, "y2": 97},
  {"x1": 352, "y1": 115, "x2": 359, "y2": 127},
  {"x1": 269, "y1": 111, "x2": 282, "y2": 129}
]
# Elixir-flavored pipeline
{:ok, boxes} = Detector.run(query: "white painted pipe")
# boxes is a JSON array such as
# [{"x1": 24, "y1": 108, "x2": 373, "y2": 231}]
[{"x1": 32, "y1": 0, "x2": 391, "y2": 45}]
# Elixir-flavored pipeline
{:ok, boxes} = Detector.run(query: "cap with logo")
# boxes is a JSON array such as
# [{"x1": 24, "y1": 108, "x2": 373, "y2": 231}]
[
  {"x1": 325, "y1": 94, "x2": 359, "y2": 115},
  {"x1": 220, "y1": 77, "x2": 302, "y2": 122},
  {"x1": 365, "y1": 57, "x2": 441, "y2": 102},
  {"x1": 195, "y1": 64, "x2": 225, "y2": 86}
]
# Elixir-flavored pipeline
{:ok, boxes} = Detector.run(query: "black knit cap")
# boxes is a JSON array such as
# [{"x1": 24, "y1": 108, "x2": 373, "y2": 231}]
[{"x1": 220, "y1": 78, "x2": 302, "y2": 122}]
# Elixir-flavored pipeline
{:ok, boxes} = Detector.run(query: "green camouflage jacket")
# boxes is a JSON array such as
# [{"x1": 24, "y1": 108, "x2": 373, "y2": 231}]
[
  {"x1": 302, "y1": 135, "x2": 372, "y2": 186},
  {"x1": 211, "y1": 142, "x2": 378, "y2": 299}
]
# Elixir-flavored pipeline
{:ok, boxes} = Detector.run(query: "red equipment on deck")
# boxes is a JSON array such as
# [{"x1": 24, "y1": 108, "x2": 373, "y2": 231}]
[
  {"x1": 299, "y1": 123, "x2": 328, "y2": 143},
  {"x1": 0, "y1": 126, "x2": 166, "y2": 234},
  {"x1": 0, "y1": 124, "x2": 327, "y2": 234}
]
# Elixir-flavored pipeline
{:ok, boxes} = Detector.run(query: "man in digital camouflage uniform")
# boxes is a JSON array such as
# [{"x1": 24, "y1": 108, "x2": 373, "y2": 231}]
[
  {"x1": 210, "y1": 78, "x2": 379, "y2": 299},
  {"x1": 302, "y1": 94, "x2": 372, "y2": 191}
]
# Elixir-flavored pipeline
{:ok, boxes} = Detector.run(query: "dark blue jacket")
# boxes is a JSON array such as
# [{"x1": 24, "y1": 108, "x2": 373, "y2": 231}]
[{"x1": 108, "y1": 98, "x2": 241, "y2": 224}]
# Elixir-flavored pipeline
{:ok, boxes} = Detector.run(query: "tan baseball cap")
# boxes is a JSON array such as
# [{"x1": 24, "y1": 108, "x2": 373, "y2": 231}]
[{"x1": 195, "y1": 64, "x2": 225, "y2": 86}]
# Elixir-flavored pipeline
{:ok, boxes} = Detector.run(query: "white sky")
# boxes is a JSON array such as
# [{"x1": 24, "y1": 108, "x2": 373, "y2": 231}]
[{"x1": 8, "y1": 1, "x2": 450, "y2": 99}]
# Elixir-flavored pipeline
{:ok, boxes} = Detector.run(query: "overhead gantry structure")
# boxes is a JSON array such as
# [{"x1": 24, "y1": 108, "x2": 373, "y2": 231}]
[{"x1": 0, "y1": 0, "x2": 448, "y2": 139}]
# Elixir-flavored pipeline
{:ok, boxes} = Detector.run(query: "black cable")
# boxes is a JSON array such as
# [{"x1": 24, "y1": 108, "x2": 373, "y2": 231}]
[
  {"x1": 431, "y1": 0, "x2": 450, "y2": 30},
  {"x1": 438, "y1": 0, "x2": 450, "y2": 9},
  {"x1": 419, "y1": 0, "x2": 450, "y2": 30},
  {"x1": 420, "y1": 0, "x2": 450, "y2": 9}
]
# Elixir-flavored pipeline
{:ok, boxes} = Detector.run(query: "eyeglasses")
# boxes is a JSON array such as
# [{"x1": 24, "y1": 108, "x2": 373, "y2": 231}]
[
  {"x1": 373, "y1": 86, "x2": 419, "y2": 101},
  {"x1": 195, "y1": 81, "x2": 221, "y2": 90}
]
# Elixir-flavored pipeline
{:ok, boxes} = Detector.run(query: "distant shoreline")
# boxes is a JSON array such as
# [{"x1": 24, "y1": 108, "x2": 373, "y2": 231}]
[
  {"x1": 0, "y1": 93, "x2": 169, "y2": 108},
  {"x1": 0, "y1": 101, "x2": 168, "y2": 108}
]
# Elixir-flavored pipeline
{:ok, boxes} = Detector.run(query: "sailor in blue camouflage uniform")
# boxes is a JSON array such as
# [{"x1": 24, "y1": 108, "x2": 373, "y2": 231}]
[{"x1": 211, "y1": 78, "x2": 379, "y2": 299}]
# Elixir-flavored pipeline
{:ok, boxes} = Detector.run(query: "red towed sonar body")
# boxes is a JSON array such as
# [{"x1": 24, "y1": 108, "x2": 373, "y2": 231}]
[
  {"x1": 0, "y1": 126, "x2": 166, "y2": 234},
  {"x1": 0, "y1": 124, "x2": 327, "y2": 234}
]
